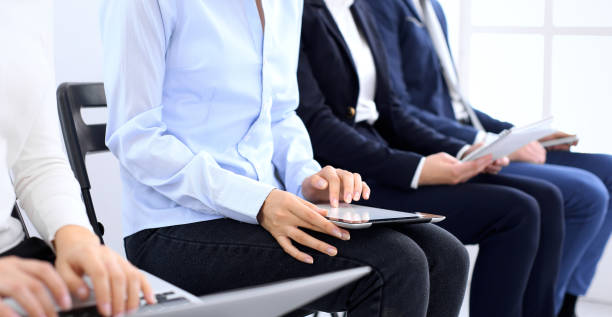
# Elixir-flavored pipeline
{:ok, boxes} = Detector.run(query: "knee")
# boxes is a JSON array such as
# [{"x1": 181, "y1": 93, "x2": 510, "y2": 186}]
[
  {"x1": 368, "y1": 234, "x2": 430, "y2": 290},
  {"x1": 503, "y1": 191, "x2": 542, "y2": 251},
  {"x1": 506, "y1": 191, "x2": 541, "y2": 230},
  {"x1": 535, "y1": 180, "x2": 564, "y2": 212},
  {"x1": 572, "y1": 172, "x2": 609, "y2": 222},
  {"x1": 428, "y1": 229, "x2": 469, "y2": 278}
]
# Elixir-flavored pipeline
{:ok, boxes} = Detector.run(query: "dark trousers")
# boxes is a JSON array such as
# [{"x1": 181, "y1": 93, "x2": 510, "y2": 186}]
[
  {"x1": 503, "y1": 151, "x2": 612, "y2": 312},
  {"x1": 351, "y1": 124, "x2": 564, "y2": 317},
  {"x1": 125, "y1": 219, "x2": 469, "y2": 317},
  {"x1": 360, "y1": 174, "x2": 563, "y2": 317}
]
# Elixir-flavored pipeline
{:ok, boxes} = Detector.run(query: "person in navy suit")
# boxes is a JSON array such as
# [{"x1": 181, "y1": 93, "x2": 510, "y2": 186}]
[
  {"x1": 365, "y1": 0, "x2": 612, "y2": 316},
  {"x1": 296, "y1": 0, "x2": 568, "y2": 316}
]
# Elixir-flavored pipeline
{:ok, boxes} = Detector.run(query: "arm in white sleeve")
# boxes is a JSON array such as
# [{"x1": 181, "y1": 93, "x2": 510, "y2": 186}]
[
  {"x1": 11, "y1": 37, "x2": 92, "y2": 243},
  {"x1": 101, "y1": 0, "x2": 272, "y2": 224}
]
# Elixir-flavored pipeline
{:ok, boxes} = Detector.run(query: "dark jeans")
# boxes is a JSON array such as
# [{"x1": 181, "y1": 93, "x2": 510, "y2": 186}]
[{"x1": 125, "y1": 219, "x2": 469, "y2": 317}]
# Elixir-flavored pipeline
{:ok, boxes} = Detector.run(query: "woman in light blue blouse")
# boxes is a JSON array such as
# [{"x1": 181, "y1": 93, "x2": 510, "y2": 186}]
[{"x1": 100, "y1": 1, "x2": 469, "y2": 316}]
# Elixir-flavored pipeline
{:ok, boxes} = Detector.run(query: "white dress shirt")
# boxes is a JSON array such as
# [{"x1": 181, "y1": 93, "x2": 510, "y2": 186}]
[
  {"x1": 0, "y1": 0, "x2": 92, "y2": 253},
  {"x1": 325, "y1": 0, "x2": 426, "y2": 188}
]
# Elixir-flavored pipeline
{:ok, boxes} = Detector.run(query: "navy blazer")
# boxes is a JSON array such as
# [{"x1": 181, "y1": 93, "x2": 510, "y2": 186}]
[
  {"x1": 365, "y1": 0, "x2": 514, "y2": 142},
  {"x1": 297, "y1": 0, "x2": 468, "y2": 190}
]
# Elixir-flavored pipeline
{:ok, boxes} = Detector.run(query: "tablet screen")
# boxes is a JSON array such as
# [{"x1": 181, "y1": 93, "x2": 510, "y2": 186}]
[{"x1": 318, "y1": 203, "x2": 420, "y2": 224}]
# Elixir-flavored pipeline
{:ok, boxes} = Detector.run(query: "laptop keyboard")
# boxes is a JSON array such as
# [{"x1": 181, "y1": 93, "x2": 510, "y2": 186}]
[{"x1": 58, "y1": 291, "x2": 188, "y2": 317}]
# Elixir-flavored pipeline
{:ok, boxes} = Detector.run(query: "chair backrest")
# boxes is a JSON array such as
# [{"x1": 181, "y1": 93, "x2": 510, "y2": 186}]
[{"x1": 56, "y1": 82, "x2": 108, "y2": 242}]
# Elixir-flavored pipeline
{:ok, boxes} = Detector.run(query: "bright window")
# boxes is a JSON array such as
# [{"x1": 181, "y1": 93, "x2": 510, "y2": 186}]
[{"x1": 439, "y1": 0, "x2": 612, "y2": 154}]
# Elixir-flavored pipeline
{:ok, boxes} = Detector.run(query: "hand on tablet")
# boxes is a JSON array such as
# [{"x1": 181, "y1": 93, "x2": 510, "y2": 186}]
[
  {"x1": 509, "y1": 141, "x2": 546, "y2": 164},
  {"x1": 419, "y1": 152, "x2": 493, "y2": 186},
  {"x1": 539, "y1": 131, "x2": 579, "y2": 151},
  {"x1": 301, "y1": 166, "x2": 371, "y2": 207},
  {"x1": 258, "y1": 189, "x2": 351, "y2": 264}
]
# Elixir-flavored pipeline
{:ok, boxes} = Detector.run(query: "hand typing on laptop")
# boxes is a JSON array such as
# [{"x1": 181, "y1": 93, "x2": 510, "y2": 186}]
[
  {"x1": 257, "y1": 166, "x2": 370, "y2": 264},
  {"x1": 0, "y1": 226, "x2": 155, "y2": 317}
]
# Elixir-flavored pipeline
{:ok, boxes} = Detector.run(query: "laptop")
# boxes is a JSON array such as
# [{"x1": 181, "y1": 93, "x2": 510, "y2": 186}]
[
  {"x1": 318, "y1": 203, "x2": 446, "y2": 229},
  {"x1": 5, "y1": 267, "x2": 371, "y2": 317}
]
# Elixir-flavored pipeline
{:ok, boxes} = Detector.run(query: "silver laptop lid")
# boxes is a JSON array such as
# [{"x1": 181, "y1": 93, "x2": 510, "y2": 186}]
[{"x1": 137, "y1": 266, "x2": 372, "y2": 317}]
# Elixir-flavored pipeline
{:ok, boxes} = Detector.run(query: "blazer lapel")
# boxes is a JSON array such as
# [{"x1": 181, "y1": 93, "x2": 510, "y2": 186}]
[
  {"x1": 308, "y1": 0, "x2": 358, "y2": 75},
  {"x1": 401, "y1": 0, "x2": 424, "y2": 22}
]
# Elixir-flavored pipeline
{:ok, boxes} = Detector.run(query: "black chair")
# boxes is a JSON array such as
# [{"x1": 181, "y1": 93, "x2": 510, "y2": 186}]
[
  {"x1": 56, "y1": 82, "x2": 344, "y2": 317},
  {"x1": 56, "y1": 82, "x2": 108, "y2": 242}
]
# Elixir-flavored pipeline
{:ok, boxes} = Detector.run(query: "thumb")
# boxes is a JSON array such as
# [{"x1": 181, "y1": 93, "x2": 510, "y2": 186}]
[{"x1": 56, "y1": 261, "x2": 89, "y2": 301}]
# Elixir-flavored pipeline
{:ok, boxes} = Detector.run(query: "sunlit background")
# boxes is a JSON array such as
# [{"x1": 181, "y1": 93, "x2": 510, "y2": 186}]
[{"x1": 440, "y1": 0, "x2": 612, "y2": 155}]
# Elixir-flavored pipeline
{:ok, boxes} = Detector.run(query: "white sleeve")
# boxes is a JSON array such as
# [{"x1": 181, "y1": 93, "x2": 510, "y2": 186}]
[{"x1": 10, "y1": 7, "x2": 92, "y2": 243}]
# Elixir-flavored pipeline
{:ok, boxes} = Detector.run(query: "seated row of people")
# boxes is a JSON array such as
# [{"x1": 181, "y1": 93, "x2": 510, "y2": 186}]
[{"x1": 2, "y1": 1, "x2": 610, "y2": 317}]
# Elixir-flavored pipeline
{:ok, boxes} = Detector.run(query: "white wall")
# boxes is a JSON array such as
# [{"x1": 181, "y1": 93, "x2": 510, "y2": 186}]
[
  {"x1": 54, "y1": 0, "x2": 125, "y2": 256},
  {"x1": 54, "y1": 0, "x2": 612, "y2": 304}
]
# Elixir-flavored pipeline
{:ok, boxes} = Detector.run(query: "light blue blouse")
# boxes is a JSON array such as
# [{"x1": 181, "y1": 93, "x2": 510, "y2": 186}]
[{"x1": 100, "y1": 0, "x2": 320, "y2": 236}]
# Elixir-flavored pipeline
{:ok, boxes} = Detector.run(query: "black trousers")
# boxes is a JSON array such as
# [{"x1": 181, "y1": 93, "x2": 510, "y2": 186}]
[
  {"x1": 348, "y1": 124, "x2": 564, "y2": 317},
  {"x1": 126, "y1": 219, "x2": 469, "y2": 317}
]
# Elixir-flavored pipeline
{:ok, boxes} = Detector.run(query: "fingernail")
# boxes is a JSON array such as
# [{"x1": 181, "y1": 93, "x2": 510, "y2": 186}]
[
  {"x1": 317, "y1": 179, "x2": 327, "y2": 188},
  {"x1": 114, "y1": 313, "x2": 125, "y2": 317},
  {"x1": 127, "y1": 309, "x2": 138, "y2": 315},
  {"x1": 353, "y1": 192, "x2": 360, "y2": 201},
  {"x1": 327, "y1": 247, "x2": 337, "y2": 256},
  {"x1": 77, "y1": 286, "x2": 88, "y2": 299},
  {"x1": 304, "y1": 256, "x2": 314, "y2": 264},
  {"x1": 342, "y1": 232, "x2": 351, "y2": 240},
  {"x1": 344, "y1": 193, "x2": 352, "y2": 203},
  {"x1": 331, "y1": 198, "x2": 339, "y2": 207},
  {"x1": 62, "y1": 294, "x2": 73, "y2": 309},
  {"x1": 333, "y1": 228, "x2": 343, "y2": 239},
  {"x1": 101, "y1": 303, "x2": 112, "y2": 316},
  {"x1": 364, "y1": 192, "x2": 370, "y2": 200}
]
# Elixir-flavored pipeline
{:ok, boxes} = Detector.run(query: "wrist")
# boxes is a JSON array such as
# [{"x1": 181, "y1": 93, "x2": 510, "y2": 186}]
[{"x1": 53, "y1": 225, "x2": 100, "y2": 253}]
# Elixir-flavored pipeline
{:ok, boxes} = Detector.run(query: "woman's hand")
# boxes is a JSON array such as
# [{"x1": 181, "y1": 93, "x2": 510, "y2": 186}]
[
  {"x1": 258, "y1": 189, "x2": 350, "y2": 264},
  {"x1": 53, "y1": 225, "x2": 156, "y2": 317},
  {"x1": 301, "y1": 166, "x2": 371, "y2": 207},
  {"x1": 419, "y1": 153, "x2": 493, "y2": 186},
  {"x1": 0, "y1": 256, "x2": 71, "y2": 317}
]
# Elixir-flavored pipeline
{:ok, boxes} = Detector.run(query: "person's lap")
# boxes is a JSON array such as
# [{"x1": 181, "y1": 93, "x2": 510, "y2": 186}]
[{"x1": 125, "y1": 218, "x2": 468, "y2": 317}]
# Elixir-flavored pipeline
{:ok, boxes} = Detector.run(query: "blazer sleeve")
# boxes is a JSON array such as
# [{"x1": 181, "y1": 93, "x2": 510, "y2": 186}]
[{"x1": 297, "y1": 47, "x2": 423, "y2": 191}]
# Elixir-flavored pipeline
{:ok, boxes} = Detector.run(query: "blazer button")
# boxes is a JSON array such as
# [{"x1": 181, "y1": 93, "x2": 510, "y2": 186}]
[{"x1": 348, "y1": 107, "x2": 356, "y2": 118}]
